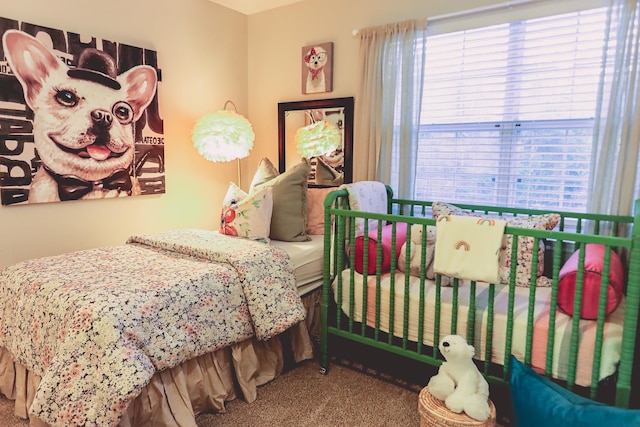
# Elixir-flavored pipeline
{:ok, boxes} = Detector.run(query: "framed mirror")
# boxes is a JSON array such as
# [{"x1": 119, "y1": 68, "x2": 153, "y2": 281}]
[{"x1": 278, "y1": 97, "x2": 354, "y2": 187}]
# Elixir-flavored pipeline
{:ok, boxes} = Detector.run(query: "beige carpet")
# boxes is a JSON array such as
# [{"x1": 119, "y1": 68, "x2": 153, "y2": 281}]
[
  {"x1": 0, "y1": 394, "x2": 28, "y2": 427},
  {"x1": 198, "y1": 360, "x2": 422, "y2": 426},
  {"x1": 0, "y1": 361, "x2": 420, "y2": 427},
  {"x1": 0, "y1": 359, "x2": 508, "y2": 426}
]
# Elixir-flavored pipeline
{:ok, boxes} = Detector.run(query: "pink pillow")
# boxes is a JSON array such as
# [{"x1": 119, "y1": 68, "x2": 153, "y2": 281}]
[
  {"x1": 354, "y1": 223, "x2": 408, "y2": 275},
  {"x1": 306, "y1": 187, "x2": 335, "y2": 235},
  {"x1": 558, "y1": 244, "x2": 624, "y2": 320}
]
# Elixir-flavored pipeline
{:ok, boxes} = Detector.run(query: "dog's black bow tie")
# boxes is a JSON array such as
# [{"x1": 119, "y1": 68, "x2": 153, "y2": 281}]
[{"x1": 43, "y1": 165, "x2": 133, "y2": 201}]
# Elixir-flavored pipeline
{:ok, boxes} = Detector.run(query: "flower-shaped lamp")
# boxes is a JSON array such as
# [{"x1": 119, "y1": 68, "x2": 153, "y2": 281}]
[
  {"x1": 192, "y1": 100, "x2": 255, "y2": 186},
  {"x1": 295, "y1": 120, "x2": 340, "y2": 157}
]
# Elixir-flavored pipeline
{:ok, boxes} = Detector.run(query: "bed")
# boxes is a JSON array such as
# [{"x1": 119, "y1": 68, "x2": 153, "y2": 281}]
[
  {"x1": 320, "y1": 183, "x2": 640, "y2": 408},
  {"x1": 0, "y1": 157, "x2": 329, "y2": 427}
]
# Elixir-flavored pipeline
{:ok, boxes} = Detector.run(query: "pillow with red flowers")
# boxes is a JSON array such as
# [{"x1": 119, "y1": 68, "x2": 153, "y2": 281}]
[{"x1": 219, "y1": 182, "x2": 273, "y2": 242}]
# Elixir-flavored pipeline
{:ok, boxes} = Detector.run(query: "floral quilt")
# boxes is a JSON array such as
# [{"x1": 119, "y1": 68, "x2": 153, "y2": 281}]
[{"x1": 0, "y1": 229, "x2": 305, "y2": 426}]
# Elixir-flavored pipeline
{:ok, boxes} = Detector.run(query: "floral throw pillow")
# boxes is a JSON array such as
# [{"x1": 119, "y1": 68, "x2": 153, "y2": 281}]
[
  {"x1": 432, "y1": 201, "x2": 560, "y2": 287},
  {"x1": 220, "y1": 182, "x2": 273, "y2": 242}
]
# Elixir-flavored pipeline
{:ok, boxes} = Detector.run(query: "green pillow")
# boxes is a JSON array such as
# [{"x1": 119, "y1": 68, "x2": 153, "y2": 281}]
[
  {"x1": 510, "y1": 356, "x2": 640, "y2": 427},
  {"x1": 249, "y1": 156, "x2": 279, "y2": 190},
  {"x1": 314, "y1": 156, "x2": 343, "y2": 186},
  {"x1": 250, "y1": 158, "x2": 310, "y2": 242}
]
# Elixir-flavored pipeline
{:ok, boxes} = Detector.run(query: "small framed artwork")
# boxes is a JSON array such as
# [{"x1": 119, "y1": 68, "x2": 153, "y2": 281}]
[{"x1": 301, "y1": 42, "x2": 333, "y2": 94}]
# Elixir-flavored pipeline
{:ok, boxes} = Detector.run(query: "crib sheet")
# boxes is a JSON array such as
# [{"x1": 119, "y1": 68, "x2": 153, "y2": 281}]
[{"x1": 332, "y1": 269, "x2": 624, "y2": 387}]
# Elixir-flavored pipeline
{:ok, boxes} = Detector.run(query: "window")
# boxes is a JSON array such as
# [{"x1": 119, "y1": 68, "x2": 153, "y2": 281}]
[{"x1": 411, "y1": 8, "x2": 611, "y2": 212}]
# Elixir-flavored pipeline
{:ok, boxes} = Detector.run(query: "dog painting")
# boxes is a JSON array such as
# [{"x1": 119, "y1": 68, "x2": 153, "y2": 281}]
[
  {"x1": 301, "y1": 42, "x2": 333, "y2": 94},
  {"x1": 0, "y1": 18, "x2": 164, "y2": 205}
]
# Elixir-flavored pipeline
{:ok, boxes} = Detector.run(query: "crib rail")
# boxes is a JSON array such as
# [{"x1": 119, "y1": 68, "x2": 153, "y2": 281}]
[{"x1": 320, "y1": 188, "x2": 640, "y2": 408}]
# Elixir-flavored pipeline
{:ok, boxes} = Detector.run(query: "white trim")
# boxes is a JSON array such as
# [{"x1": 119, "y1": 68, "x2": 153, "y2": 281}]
[
  {"x1": 352, "y1": 0, "x2": 609, "y2": 37},
  {"x1": 426, "y1": 0, "x2": 609, "y2": 35}
]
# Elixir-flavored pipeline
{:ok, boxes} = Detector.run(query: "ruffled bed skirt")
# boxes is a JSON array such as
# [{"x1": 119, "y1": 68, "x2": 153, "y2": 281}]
[{"x1": 0, "y1": 288, "x2": 321, "y2": 427}]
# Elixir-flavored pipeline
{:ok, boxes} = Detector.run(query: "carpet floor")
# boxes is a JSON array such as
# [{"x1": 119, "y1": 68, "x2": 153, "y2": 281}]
[
  {"x1": 0, "y1": 358, "x2": 510, "y2": 426},
  {"x1": 198, "y1": 360, "x2": 422, "y2": 426},
  {"x1": 0, "y1": 360, "x2": 421, "y2": 427}
]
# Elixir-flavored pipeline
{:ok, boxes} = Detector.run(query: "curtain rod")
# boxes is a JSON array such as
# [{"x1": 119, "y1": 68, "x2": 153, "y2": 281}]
[
  {"x1": 352, "y1": 0, "x2": 540, "y2": 35},
  {"x1": 428, "y1": 0, "x2": 540, "y2": 23}
]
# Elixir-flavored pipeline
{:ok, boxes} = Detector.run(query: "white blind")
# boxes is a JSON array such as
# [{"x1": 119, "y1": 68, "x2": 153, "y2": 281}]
[
  {"x1": 425, "y1": 0, "x2": 607, "y2": 36},
  {"x1": 412, "y1": 7, "x2": 611, "y2": 211}
]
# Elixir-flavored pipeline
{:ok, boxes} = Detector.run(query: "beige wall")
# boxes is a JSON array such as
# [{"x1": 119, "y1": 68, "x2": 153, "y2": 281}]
[
  {"x1": 0, "y1": 0, "x2": 248, "y2": 268},
  {"x1": 0, "y1": 0, "x2": 506, "y2": 268},
  {"x1": 245, "y1": 0, "x2": 504, "y2": 180}
]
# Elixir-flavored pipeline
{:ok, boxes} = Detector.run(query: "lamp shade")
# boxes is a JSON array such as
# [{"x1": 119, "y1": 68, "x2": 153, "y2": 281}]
[
  {"x1": 295, "y1": 120, "x2": 340, "y2": 157},
  {"x1": 192, "y1": 110, "x2": 255, "y2": 162}
]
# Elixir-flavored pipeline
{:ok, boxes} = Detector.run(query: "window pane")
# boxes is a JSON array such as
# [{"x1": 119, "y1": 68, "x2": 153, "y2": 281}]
[{"x1": 411, "y1": 8, "x2": 607, "y2": 211}]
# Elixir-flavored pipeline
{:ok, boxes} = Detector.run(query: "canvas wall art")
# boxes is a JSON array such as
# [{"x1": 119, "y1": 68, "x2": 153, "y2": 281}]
[
  {"x1": 0, "y1": 17, "x2": 164, "y2": 206},
  {"x1": 301, "y1": 42, "x2": 333, "y2": 94}
]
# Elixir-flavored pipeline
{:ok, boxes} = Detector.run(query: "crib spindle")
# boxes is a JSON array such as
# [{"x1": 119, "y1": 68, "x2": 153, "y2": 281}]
[
  {"x1": 451, "y1": 278, "x2": 460, "y2": 336},
  {"x1": 567, "y1": 245, "x2": 587, "y2": 390},
  {"x1": 416, "y1": 223, "x2": 428, "y2": 354},
  {"x1": 523, "y1": 236, "x2": 541, "y2": 366},
  {"x1": 589, "y1": 246, "x2": 611, "y2": 399},
  {"x1": 483, "y1": 283, "x2": 496, "y2": 376},
  {"x1": 467, "y1": 281, "x2": 477, "y2": 350},
  {"x1": 434, "y1": 275, "x2": 443, "y2": 358},
  {"x1": 503, "y1": 233, "x2": 520, "y2": 379},
  {"x1": 545, "y1": 237, "x2": 563, "y2": 378}
]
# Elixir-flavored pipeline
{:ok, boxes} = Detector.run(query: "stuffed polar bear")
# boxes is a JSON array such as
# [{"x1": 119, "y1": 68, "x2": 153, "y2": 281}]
[
  {"x1": 427, "y1": 334, "x2": 491, "y2": 421},
  {"x1": 398, "y1": 224, "x2": 451, "y2": 286}
]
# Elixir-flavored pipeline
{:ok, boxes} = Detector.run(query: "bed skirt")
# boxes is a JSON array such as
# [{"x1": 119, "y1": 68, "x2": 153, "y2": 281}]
[{"x1": 0, "y1": 288, "x2": 320, "y2": 427}]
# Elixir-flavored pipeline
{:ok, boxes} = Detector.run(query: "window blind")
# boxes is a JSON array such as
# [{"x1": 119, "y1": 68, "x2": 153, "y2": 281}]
[{"x1": 412, "y1": 7, "x2": 611, "y2": 211}]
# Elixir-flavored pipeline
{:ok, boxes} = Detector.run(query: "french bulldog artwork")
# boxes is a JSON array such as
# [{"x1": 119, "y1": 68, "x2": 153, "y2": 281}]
[{"x1": 0, "y1": 21, "x2": 164, "y2": 205}]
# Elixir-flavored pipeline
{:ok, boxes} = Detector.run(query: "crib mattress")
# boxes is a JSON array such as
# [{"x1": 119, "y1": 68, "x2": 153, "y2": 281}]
[
  {"x1": 272, "y1": 235, "x2": 324, "y2": 296},
  {"x1": 332, "y1": 269, "x2": 624, "y2": 387}
]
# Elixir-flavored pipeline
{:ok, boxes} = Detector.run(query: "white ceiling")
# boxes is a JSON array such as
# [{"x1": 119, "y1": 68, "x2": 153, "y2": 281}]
[{"x1": 208, "y1": 0, "x2": 306, "y2": 15}]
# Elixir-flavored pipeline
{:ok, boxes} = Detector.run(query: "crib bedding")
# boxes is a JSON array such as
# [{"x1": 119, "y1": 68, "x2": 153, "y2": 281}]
[
  {"x1": 333, "y1": 269, "x2": 624, "y2": 386},
  {"x1": 321, "y1": 186, "x2": 640, "y2": 408},
  {"x1": 333, "y1": 269, "x2": 624, "y2": 388},
  {"x1": 271, "y1": 234, "x2": 324, "y2": 296},
  {"x1": 0, "y1": 229, "x2": 306, "y2": 427}
]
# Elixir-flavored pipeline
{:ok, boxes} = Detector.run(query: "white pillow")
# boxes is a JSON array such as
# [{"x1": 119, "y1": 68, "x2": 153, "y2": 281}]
[{"x1": 219, "y1": 182, "x2": 273, "y2": 241}]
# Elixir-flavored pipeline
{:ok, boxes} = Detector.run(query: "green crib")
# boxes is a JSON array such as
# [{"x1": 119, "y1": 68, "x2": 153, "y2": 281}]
[{"x1": 320, "y1": 186, "x2": 640, "y2": 409}]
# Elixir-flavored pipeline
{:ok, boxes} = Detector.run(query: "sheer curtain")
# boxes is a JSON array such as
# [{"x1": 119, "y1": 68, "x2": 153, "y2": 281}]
[
  {"x1": 588, "y1": 0, "x2": 640, "y2": 216},
  {"x1": 357, "y1": 1, "x2": 640, "y2": 216},
  {"x1": 355, "y1": 19, "x2": 427, "y2": 199}
]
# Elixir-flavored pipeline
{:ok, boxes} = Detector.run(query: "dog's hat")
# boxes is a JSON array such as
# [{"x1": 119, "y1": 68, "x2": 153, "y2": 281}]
[{"x1": 67, "y1": 48, "x2": 121, "y2": 90}]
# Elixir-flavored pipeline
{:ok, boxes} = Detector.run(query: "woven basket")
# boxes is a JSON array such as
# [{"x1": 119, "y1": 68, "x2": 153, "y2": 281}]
[{"x1": 418, "y1": 387, "x2": 496, "y2": 427}]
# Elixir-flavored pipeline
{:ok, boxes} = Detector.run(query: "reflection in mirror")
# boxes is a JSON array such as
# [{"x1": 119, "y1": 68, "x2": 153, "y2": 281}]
[
  {"x1": 287, "y1": 109, "x2": 343, "y2": 183},
  {"x1": 278, "y1": 97, "x2": 353, "y2": 187}
]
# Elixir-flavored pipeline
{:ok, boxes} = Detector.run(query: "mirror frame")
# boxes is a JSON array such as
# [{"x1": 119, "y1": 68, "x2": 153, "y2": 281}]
[{"x1": 278, "y1": 96, "x2": 354, "y2": 186}]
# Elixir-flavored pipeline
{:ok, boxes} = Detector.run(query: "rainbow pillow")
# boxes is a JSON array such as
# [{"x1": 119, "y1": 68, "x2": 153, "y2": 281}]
[{"x1": 432, "y1": 201, "x2": 560, "y2": 287}]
